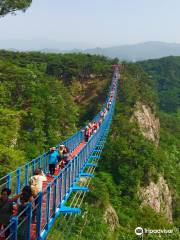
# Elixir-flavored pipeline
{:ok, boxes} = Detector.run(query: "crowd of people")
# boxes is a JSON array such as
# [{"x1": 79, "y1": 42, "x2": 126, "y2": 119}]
[
  {"x1": 0, "y1": 149, "x2": 75, "y2": 238},
  {"x1": 0, "y1": 145, "x2": 74, "y2": 237},
  {"x1": 47, "y1": 145, "x2": 72, "y2": 176},
  {"x1": 0, "y1": 166, "x2": 53, "y2": 238},
  {"x1": 84, "y1": 77, "x2": 117, "y2": 142},
  {"x1": 0, "y1": 76, "x2": 118, "y2": 238}
]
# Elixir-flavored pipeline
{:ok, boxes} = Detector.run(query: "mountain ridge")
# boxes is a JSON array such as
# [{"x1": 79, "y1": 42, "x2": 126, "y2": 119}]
[
  {"x1": 81, "y1": 41, "x2": 180, "y2": 61},
  {"x1": 2, "y1": 41, "x2": 180, "y2": 61},
  {"x1": 42, "y1": 41, "x2": 180, "y2": 61}
]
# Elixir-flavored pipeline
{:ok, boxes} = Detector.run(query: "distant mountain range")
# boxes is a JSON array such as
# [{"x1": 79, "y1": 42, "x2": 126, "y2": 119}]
[
  {"x1": 0, "y1": 39, "x2": 95, "y2": 52},
  {"x1": 42, "y1": 41, "x2": 180, "y2": 61},
  {"x1": 66, "y1": 41, "x2": 180, "y2": 61},
  {"x1": 1, "y1": 40, "x2": 180, "y2": 61}
]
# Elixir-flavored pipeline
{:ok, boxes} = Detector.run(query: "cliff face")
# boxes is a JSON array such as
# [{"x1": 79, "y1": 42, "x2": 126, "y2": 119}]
[
  {"x1": 132, "y1": 102, "x2": 173, "y2": 222},
  {"x1": 139, "y1": 176, "x2": 173, "y2": 222},
  {"x1": 104, "y1": 204, "x2": 119, "y2": 231},
  {"x1": 132, "y1": 101, "x2": 160, "y2": 146}
]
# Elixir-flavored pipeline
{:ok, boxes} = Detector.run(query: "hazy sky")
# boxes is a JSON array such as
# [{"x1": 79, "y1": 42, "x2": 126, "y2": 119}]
[{"x1": 0, "y1": 0, "x2": 180, "y2": 50}]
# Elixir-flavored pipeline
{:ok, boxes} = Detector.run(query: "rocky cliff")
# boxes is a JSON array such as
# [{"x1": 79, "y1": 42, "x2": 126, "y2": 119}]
[
  {"x1": 132, "y1": 102, "x2": 173, "y2": 222},
  {"x1": 132, "y1": 101, "x2": 160, "y2": 146},
  {"x1": 104, "y1": 204, "x2": 119, "y2": 231},
  {"x1": 139, "y1": 176, "x2": 173, "y2": 222}
]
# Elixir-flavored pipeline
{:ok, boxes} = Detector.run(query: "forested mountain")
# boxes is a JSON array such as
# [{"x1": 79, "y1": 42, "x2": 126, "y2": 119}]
[
  {"x1": 41, "y1": 41, "x2": 180, "y2": 61},
  {"x1": 48, "y1": 57, "x2": 180, "y2": 239},
  {"x1": 0, "y1": 51, "x2": 179, "y2": 239},
  {"x1": 139, "y1": 56, "x2": 180, "y2": 113},
  {"x1": 3, "y1": 41, "x2": 180, "y2": 62},
  {"x1": 0, "y1": 50, "x2": 115, "y2": 175},
  {"x1": 80, "y1": 41, "x2": 180, "y2": 61}
]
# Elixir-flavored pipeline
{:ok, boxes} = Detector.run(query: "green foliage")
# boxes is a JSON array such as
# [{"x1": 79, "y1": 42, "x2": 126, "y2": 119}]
[
  {"x1": 67, "y1": 61, "x2": 179, "y2": 239},
  {"x1": 139, "y1": 57, "x2": 180, "y2": 229},
  {"x1": 0, "y1": 108, "x2": 22, "y2": 146},
  {"x1": 0, "y1": 58, "x2": 79, "y2": 159},
  {"x1": 45, "y1": 53, "x2": 113, "y2": 86},
  {"x1": 0, "y1": 144, "x2": 25, "y2": 176},
  {"x1": 0, "y1": 49, "x2": 113, "y2": 174},
  {"x1": 139, "y1": 57, "x2": 180, "y2": 112},
  {"x1": 85, "y1": 176, "x2": 110, "y2": 208},
  {"x1": 121, "y1": 63, "x2": 158, "y2": 109},
  {"x1": 0, "y1": 0, "x2": 32, "y2": 17}
]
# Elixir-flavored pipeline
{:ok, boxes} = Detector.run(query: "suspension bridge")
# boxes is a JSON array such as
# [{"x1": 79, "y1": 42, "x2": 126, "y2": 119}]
[{"x1": 0, "y1": 65, "x2": 120, "y2": 240}]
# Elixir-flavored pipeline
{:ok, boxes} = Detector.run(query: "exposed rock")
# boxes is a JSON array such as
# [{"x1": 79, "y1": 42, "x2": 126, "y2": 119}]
[
  {"x1": 139, "y1": 176, "x2": 173, "y2": 222},
  {"x1": 10, "y1": 136, "x2": 18, "y2": 147},
  {"x1": 132, "y1": 101, "x2": 160, "y2": 146},
  {"x1": 104, "y1": 204, "x2": 119, "y2": 231}
]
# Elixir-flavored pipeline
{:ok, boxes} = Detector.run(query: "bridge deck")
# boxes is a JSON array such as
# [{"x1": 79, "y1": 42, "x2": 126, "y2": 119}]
[{"x1": 30, "y1": 141, "x2": 86, "y2": 239}]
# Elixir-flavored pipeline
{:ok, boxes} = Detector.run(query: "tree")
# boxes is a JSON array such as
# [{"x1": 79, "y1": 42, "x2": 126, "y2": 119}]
[{"x1": 0, "y1": 0, "x2": 32, "y2": 17}]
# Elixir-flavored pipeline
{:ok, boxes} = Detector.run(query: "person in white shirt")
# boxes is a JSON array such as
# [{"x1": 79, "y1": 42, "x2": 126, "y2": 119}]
[{"x1": 30, "y1": 168, "x2": 47, "y2": 197}]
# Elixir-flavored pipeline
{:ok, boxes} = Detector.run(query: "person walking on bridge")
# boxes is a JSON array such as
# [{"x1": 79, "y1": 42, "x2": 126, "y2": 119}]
[
  {"x1": 30, "y1": 168, "x2": 47, "y2": 197},
  {"x1": 63, "y1": 146, "x2": 71, "y2": 166},
  {"x1": 84, "y1": 126, "x2": 91, "y2": 142},
  {"x1": 0, "y1": 188, "x2": 13, "y2": 238},
  {"x1": 48, "y1": 147, "x2": 59, "y2": 176}
]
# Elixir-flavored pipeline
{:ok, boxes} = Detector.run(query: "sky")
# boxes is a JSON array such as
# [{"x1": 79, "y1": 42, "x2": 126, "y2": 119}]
[{"x1": 0, "y1": 0, "x2": 180, "y2": 50}]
